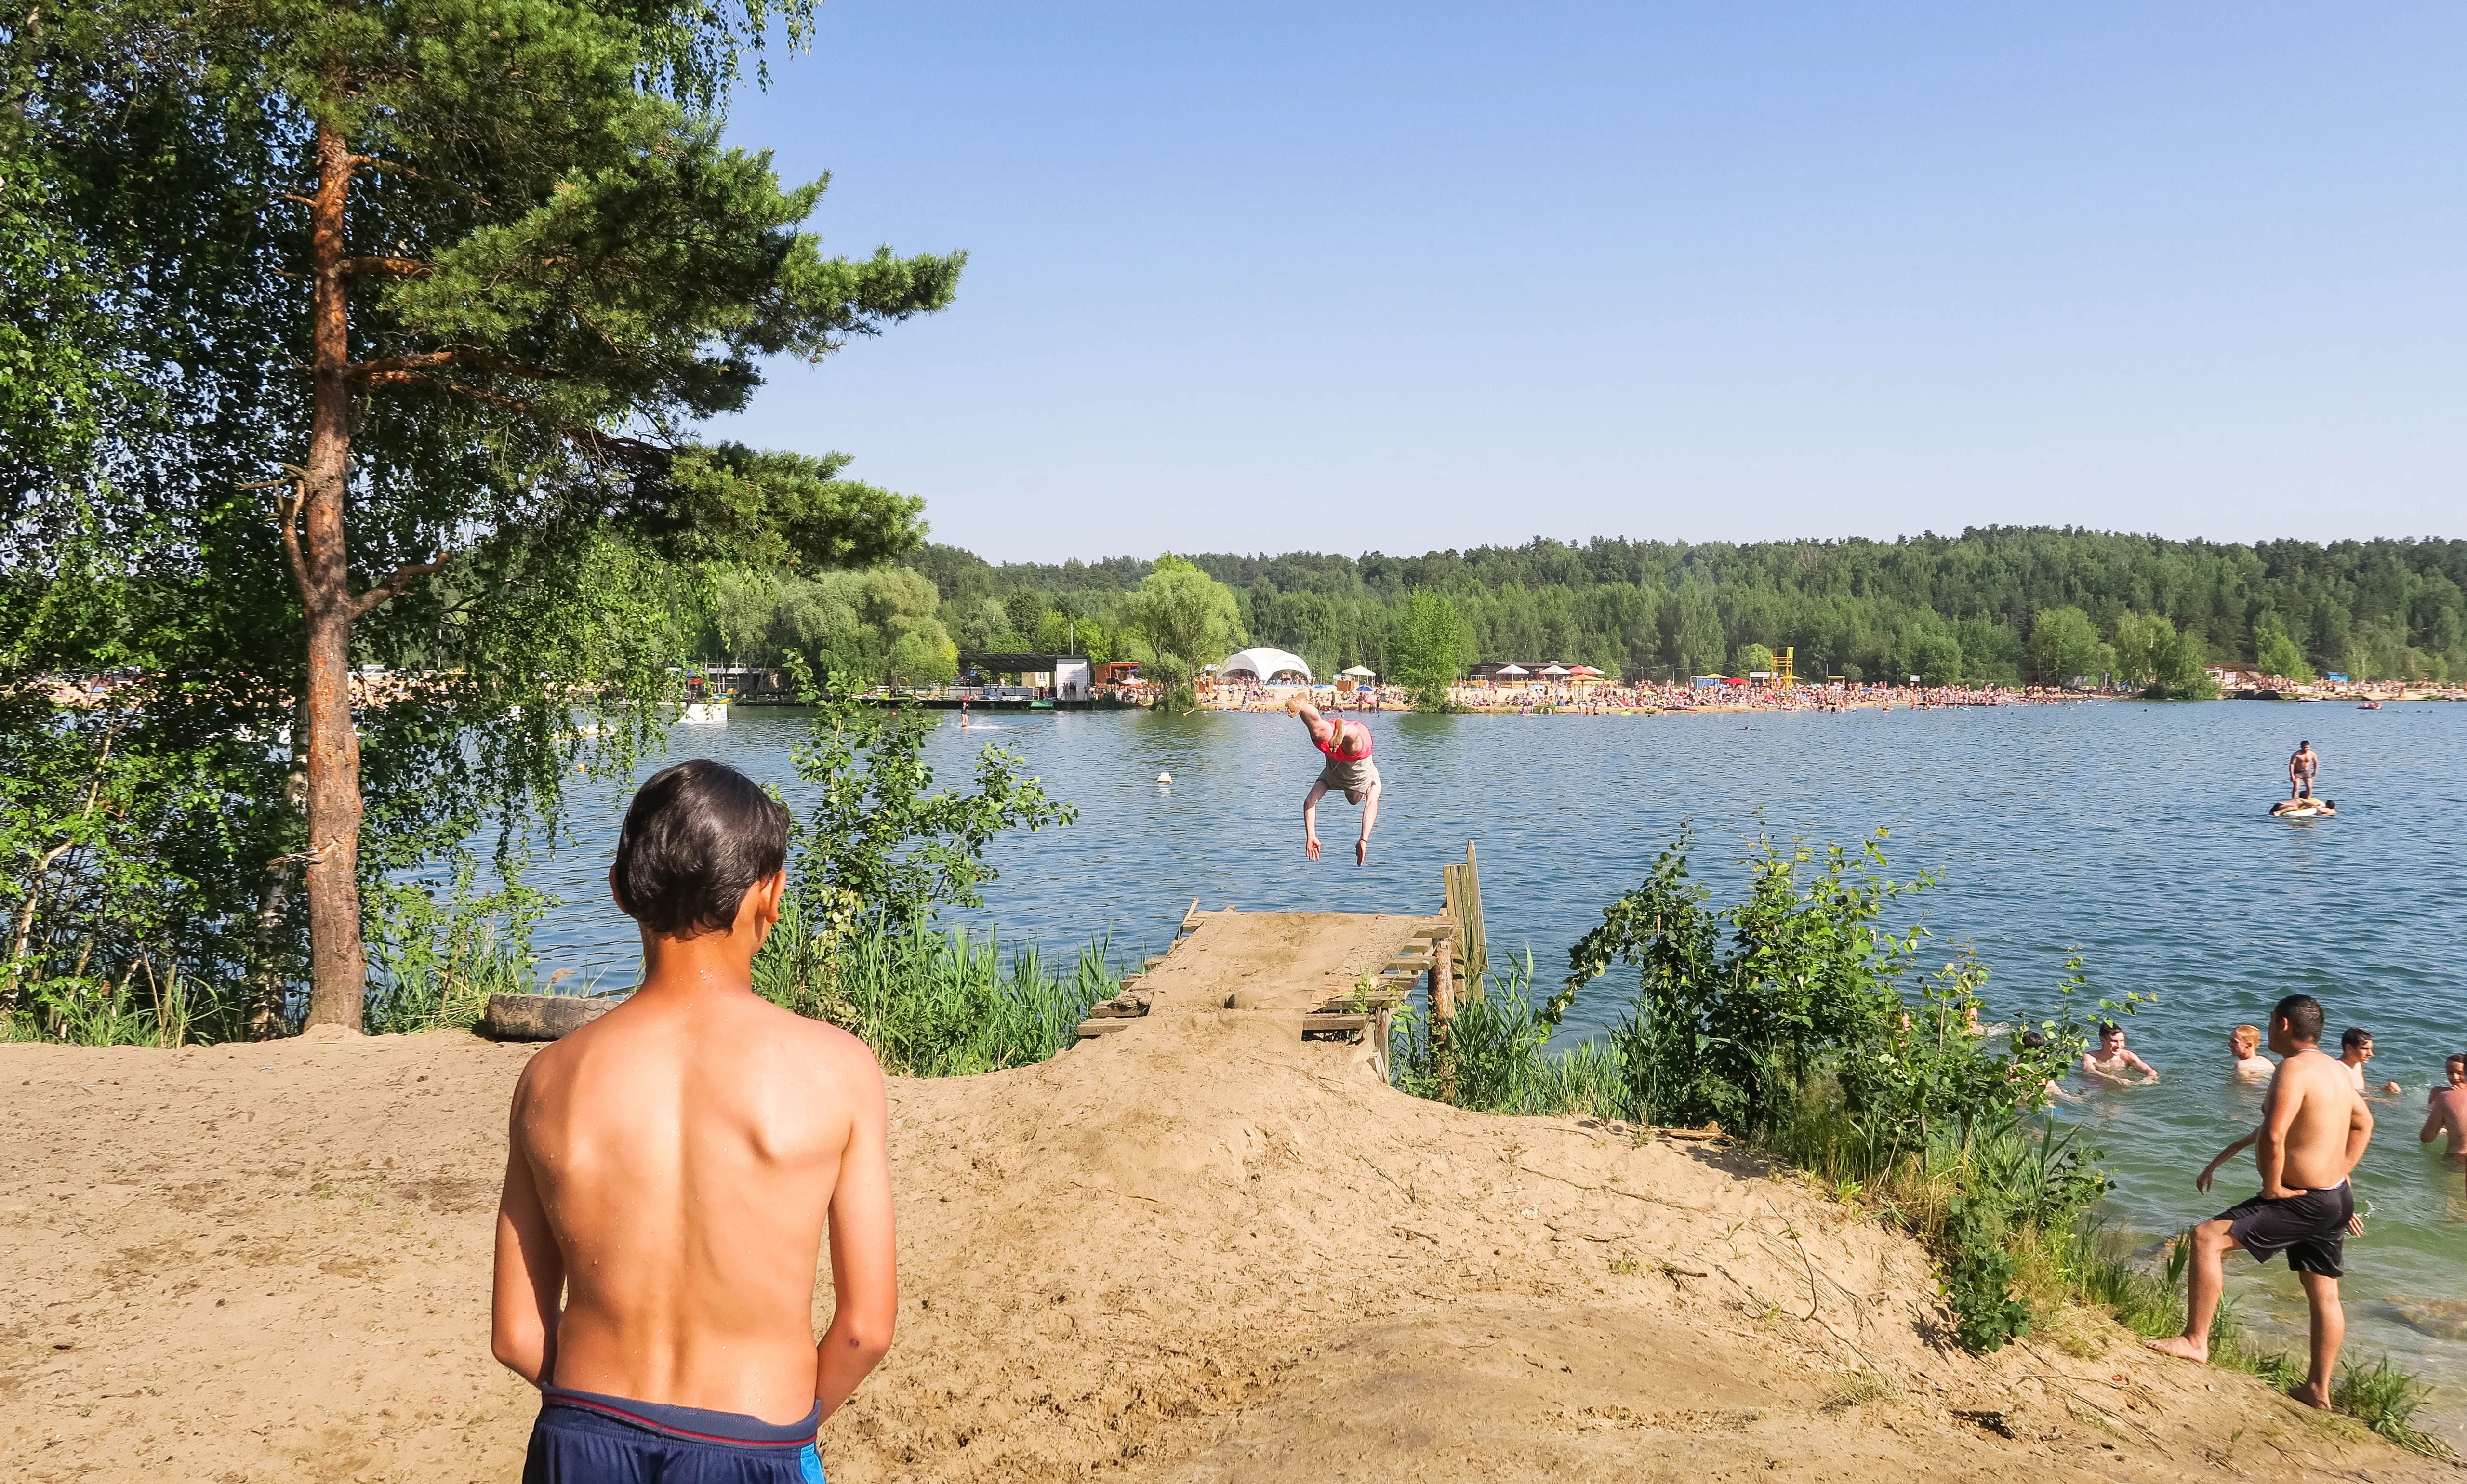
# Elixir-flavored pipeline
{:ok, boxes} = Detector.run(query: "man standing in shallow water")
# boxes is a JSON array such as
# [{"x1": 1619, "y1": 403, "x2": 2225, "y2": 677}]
[
  {"x1": 2289, "y1": 739, "x2": 2320, "y2": 801},
  {"x1": 2150, "y1": 994, "x2": 2373, "y2": 1411},
  {"x1": 493, "y1": 760, "x2": 896, "y2": 1482}
]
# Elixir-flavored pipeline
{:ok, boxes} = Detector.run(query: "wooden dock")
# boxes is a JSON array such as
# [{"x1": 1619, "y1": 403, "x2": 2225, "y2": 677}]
[{"x1": 1074, "y1": 843, "x2": 1487, "y2": 1081}]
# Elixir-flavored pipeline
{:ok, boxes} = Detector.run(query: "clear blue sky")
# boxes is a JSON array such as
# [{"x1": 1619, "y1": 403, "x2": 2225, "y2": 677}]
[{"x1": 711, "y1": 2, "x2": 2467, "y2": 563}]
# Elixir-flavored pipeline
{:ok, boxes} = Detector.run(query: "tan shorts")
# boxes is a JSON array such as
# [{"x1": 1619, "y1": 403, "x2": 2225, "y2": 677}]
[{"x1": 1319, "y1": 753, "x2": 1380, "y2": 797}]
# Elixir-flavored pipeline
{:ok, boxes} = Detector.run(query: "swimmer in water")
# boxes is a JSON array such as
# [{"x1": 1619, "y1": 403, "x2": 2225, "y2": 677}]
[
  {"x1": 2338, "y1": 1028, "x2": 2403, "y2": 1097},
  {"x1": 2230, "y1": 1023, "x2": 2276, "y2": 1080},
  {"x1": 2419, "y1": 1055, "x2": 2467, "y2": 1166},
  {"x1": 2082, "y1": 1022, "x2": 2160, "y2": 1085}
]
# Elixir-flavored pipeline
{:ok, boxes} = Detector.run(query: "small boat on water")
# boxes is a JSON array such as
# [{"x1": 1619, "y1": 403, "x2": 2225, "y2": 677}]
[
  {"x1": 680, "y1": 699, "x2": 729, "y2": 724},
  {"x1": 2358, "y1": 700, "x2": 2381, "y2": 710}
]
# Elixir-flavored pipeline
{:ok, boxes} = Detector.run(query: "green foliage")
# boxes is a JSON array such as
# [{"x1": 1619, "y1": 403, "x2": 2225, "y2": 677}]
[
  {"x1": 2026, "y1": 605, "x2": 2109, "y2": 685},
  {"x1": 6, "y1": 0, "x2": 957, "y2": 1023},
  {"x1": 1124, "y1": 554, "x2": 1244, "y2": 706},
  {"x1": 783, "y1": 687, "x2": 1074, "y2": 949},
  {"x1": 2253, "y1": 615, "x2": 2315, "y2": 683},
  {"x1": 882, "y1": 529, "x2": 2467, "y2": 692},
  {"x1": 713, "y1": 565, "x2": 956, "y2": 688},
  {"x1": 753, "y1": 707, "x2": 1101, "y2": 1074},
  {"x1": 2334, "y1": 1357, "x2": 2454, "y2": 1458},
  {"x1": 753, "y1": 907, "x2": 1118, "y2": 1078},
  {"x1": 1736, "y1": 641, "x2": 1775, "y2": 676},
  {"x1": 1389, "y1": 955, "x2": 1631, "y2": 1118},
  {"x1": 1393, "y1": 824, "x2": 2140, "y2": 1354},
  {"x1": 663, "y1": 446, "x2": 926, "y2": 571},
  {"x1": 1564, "y1": 827, "x2": 1943, "y2": 1143},
  {"x1": 361, "y1": 858, "x2": 553, "y2": 1035},
  {"x1": 1390, "y1": 589, "x2": 1467, "y2": 711}
]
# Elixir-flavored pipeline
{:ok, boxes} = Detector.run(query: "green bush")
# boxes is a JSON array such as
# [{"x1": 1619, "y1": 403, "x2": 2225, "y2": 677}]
[{"x1": 1393, "y1": 824, "x2": 2145, "y2": 1353}]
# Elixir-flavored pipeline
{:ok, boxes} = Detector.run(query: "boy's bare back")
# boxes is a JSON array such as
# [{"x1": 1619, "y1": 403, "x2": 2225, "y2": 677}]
[
  {"x1": 500, "y1": 992, "x2": 888, "y2": 1422},
  {"x1": 493, "y1": 759, "x2": 897, "y2": 1474}
]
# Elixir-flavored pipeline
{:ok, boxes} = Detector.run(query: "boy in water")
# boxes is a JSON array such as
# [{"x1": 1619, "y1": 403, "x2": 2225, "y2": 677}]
[
  {"x1": 492, "y1": 760, "x2": 896, "y2": 1481},
  {"x1": 1286, "y1": 693, "x2": 1380, "y2": 865},
  {"x1": 2152, "y1": 994, "x2": 2374, "y2": 1410},
  {"x1": 2338, "y1": 1027, "x2": 2403, "y2": 1096},
  {"x1": 2420, "y1": 1055, "x2": 2467, "y2": 1166},
  {"x1": 2081, "y1": 1022, "x2": 2160, "y2": 1085},
  {"x1": 2229, "y1": 1024, "x2": 2275, "y2": 1079}
]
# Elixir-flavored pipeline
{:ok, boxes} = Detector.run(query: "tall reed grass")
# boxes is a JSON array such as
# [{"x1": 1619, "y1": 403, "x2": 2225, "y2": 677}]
[{"x1": 752, "y1": 894, "x2": 1120, "y2": 1077}]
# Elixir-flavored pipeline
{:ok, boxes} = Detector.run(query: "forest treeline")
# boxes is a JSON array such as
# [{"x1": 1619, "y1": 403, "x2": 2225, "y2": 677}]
[{"x1": 703, "y1": 527, "x2": 2467, "y2": 689}]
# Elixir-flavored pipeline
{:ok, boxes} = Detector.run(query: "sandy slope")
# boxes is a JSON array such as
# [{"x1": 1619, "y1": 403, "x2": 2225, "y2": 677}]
[{"x1": 1, "y1": 1014, "x2": 2443, "y2": 1484}]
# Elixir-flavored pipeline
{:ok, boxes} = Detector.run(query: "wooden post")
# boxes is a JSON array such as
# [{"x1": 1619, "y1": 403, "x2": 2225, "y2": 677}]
[
  {"x1": 1431, "y1": 934, "x2": 1456, "y2": 1103},
  {"x1": 1459, "y1": 840, "x2": 1486, "y2": 999}
]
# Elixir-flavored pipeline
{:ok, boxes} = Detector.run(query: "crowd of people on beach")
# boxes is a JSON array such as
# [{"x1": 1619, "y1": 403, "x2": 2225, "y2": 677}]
[{"x1": 1193, "y1": 677, "x2": 2103, "y2": 714}]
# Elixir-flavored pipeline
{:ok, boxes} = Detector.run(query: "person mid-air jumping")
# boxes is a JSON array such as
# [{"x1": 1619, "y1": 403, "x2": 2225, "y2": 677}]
[{"x1": 1287, "y1": 694, "x2": 1380, "y2": 866}]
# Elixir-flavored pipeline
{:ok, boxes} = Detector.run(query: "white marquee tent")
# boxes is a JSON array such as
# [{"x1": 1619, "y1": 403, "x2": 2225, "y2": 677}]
[{"x1": 1219, "y1": 646, "x2": 1313, "y2": 683}]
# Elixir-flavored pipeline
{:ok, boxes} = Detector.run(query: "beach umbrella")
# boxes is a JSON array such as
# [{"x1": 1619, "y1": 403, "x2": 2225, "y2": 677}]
[
  {"x1": 1539, "y1": 664, "x2": 1570, "y2": 676},
  {"x1": 1494, "y1": 663, "x2": 1529, "y2": 677},
  {"x1": 1340, "y1": 664, "x2": 1377, "y2": 677},
  {"x1": 1568, "y1": 665, "x2": 1602, "y2": 676}
]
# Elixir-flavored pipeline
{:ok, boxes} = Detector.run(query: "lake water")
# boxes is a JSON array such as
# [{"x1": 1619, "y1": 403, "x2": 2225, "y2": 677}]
[{"x1": 508, "y1": 699, "x2": 2467, "y2": 1415}]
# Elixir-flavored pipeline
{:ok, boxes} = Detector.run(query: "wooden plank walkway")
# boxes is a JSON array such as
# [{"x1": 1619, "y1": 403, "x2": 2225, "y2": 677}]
[{"x1": 1074, "y1": 845, "x2": 1486, "y2": 1080}]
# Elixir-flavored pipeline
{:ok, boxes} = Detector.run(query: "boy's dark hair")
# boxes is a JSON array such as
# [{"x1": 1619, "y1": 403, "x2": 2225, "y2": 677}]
[
  {"x1": 2447, "y1": 1053, "x2": 2467, "y2": 1073},
  {"x1": 612, "y1": 760, "x2": 789, "y2": 938},
  {"x1": 2020, "y1": 1031, "x2": 2048, "y2": 1050},
  {"x1": 2340, "y1": 1026, "x2": 2371, "y2": 1051},
  {"x1": 2096, "y1": 1020, "x2": 2121, "y2": 1037},
  {"x1": 2272, "y1": 994, "x2": 2324, "y2": 1044}
]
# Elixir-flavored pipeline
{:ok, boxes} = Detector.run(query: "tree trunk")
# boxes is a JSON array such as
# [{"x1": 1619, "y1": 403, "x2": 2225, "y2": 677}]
[{"x1": 299, "y1": 119, "x2": 367, "y2": 1031}]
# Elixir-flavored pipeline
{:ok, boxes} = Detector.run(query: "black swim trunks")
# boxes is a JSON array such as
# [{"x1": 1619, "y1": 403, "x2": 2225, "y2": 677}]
[
  {"x1": 2215, "y1": 1180, "x2": 2352, "y2": 1278},
  {"x1": 523, "y1": 1387, "x2": 824, "y2": 1483}
]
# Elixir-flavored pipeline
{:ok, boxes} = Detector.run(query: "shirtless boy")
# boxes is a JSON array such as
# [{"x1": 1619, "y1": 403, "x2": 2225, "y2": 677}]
[
  {"x1": 2150, "y1": 994, "x2": 2374, "y2": 1410},
  {"x1": 2420, "y1": 1055, "x2": 2467, "y2": 1166},
  {"x1": 1287, "y1": 694, "x2": 1381, "y2": 865},
  {"x1": 2338, "y1": 1028, "x2": 2403, "y2": 1096},
  {"x1": 2289, "y1": 740, "x2": 2319, "y2": 801},
  {"x1": 2229, "y1": 1024, "x2": 2274, "y2": 1079},
  {"x1": 2082, "y1": 1023, "x2": 2160, "y2": 1085},
  {"x1": 493, "y1": 760, "x2": 896, "y2": 1481}
]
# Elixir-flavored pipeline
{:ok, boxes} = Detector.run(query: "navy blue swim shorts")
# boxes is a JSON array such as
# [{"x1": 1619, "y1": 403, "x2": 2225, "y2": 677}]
[
  {"x1": 2215, "y1": 1179, "x2": 2352, "y2": 1279},
  {"x1": 522, "y1": 1387, "x2": 824, "y2": 1484}
]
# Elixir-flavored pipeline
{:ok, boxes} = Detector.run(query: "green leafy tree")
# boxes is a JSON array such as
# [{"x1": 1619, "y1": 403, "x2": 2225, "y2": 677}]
[
  {"x1": 15, "y1": 0, "x2": 959, "y2": 1027},
  {"x1": 2253, "y1": 617, "x2": 2314, "y2": 683},
  {"x1": 2111, "y1": 611, "x2": 2169, "y2": 690},
  {"x1": 1667, "y1": 584, "x2": 1724, "y2": 676},
  {"x1": 1736, "y1": 642, "x2": 1776, "y2": 676},
  {"x1": 2025, "y1": 606, "x2": 2109, "y2": 685},
  {"x1": 1126, "y1": 554, "x2": 1244, "y2": 706},
  {"x1": 1390, "y1": 589, "x2": 1467, "y2": 711},
  {"x1": 768, "y1": 687, "x2": 1074, "y2": 1003},
  {"x1": 2116, "y1": 613, "x2": 2219, "y2": 699}
]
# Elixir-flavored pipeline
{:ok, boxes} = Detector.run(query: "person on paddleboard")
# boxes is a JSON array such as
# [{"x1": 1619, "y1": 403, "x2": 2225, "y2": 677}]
[
  {"x1": 1287, "y1": 693, "x2": 1381, "y2": 865},
  {"x1": 2289, "y1": 740, "x2": 2319, "y2": 801}
]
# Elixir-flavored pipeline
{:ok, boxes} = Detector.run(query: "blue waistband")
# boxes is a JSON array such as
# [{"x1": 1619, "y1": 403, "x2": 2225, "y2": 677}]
[{"x1": 541, "y1": 1386, "x2": 821, "y2": 1447}]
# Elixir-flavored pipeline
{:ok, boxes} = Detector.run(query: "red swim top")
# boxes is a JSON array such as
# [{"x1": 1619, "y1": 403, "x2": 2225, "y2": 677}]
[{"x1": 1315, "y1": 719, "x2": 1373, "y2": 762}]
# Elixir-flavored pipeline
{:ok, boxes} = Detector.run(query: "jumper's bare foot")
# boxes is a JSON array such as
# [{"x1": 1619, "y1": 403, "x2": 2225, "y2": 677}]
[
  {"x1": 2145, "y1": 1336, "x2": 2209, "y2": 1363},
  {"x1": 2287, "y1": 1382, "x2": 2334, "y2": 1410},
  {"x1": 1305, "y1": 834, "x2": 1322, "y2": 861},
  {"x1": 1355, "y1": 838, "x2": 1367, "y2": 867}
]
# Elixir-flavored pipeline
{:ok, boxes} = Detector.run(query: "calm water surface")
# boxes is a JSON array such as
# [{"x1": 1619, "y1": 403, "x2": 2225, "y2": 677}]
[{"x1": 509, "y1": 700, "x2": 2467, "y2": 1409}]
